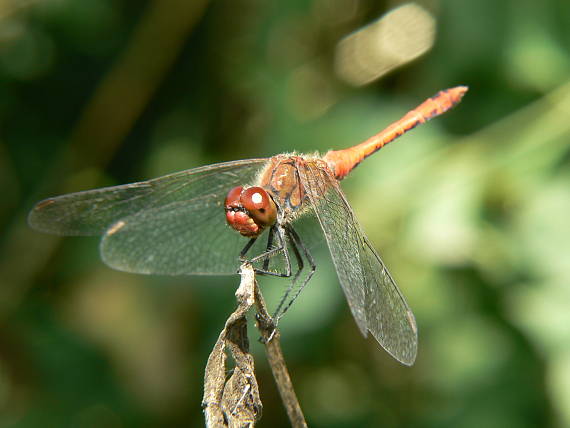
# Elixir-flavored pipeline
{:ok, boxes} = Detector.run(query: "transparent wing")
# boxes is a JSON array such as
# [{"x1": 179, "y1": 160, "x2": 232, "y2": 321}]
[
  {"x1": 29, "y1": 159, "x2": 269, "y2": 275},
  {"x1": 298, "y1": 160, "x2": 417, "y2": 365}
]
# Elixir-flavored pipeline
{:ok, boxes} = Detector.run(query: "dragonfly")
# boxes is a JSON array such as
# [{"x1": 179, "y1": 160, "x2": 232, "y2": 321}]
[{"x1": 29, "y1": 86, "x2": 467, "y2": 366}]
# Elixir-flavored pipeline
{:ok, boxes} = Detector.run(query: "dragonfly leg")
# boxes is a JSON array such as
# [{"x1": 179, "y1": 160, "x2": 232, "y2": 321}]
[
  {"x1": 273, "y1": 224, "x2": 316, "y2": 321},
  {"x1": 255, "y1": 312, "x2": 277, "y2": 344},
  {"x1": 242, "y1": 225, "x2": 293, "y2": 278},
  {"x1": 264, "y1": 224, "x2": 305, "y2": 280},
  {"x1": 239, "y1": 237, "x2": 258, "y2": 260},
  {"x1": 262, "y1": 225, "x2": 275, "y2": 271},
  {"x1": 287, "y1": 226, "x2": 305, "y2": 284}
]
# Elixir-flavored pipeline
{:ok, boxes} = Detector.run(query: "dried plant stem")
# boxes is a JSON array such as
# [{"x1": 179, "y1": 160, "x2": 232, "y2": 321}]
[
  {"x1": 202, "y1": 264, "x2": 262, "y2": 427},
  {"x1": 202, "y1": 263, "x2": 307, "y2": 427},
  {"x1": 254, "y1": 285, "x2": 308, "y2": 428}
]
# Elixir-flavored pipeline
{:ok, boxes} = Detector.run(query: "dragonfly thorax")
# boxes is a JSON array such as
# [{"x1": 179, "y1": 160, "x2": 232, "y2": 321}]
[
  {"x1": 258, "y1": 156, "x2": 308, "y2": 213},
  {"x1": 224, "y1": 186, "x2": 277, "y2": 237}
]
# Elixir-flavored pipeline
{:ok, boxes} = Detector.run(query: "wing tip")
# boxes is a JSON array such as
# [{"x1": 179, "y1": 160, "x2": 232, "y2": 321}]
[
  {"x1": 398, "y1": 350, "x2": 417, "y2": 366},
  {"x1": 383, "y1": 339, "x2": 417, "y2": 366},
  {"x1": 27, "y1": 198, "x2": 55, "y2": 233},
  {"x1": 366, "y1": 308, "x2": 418, "y2": 366}
]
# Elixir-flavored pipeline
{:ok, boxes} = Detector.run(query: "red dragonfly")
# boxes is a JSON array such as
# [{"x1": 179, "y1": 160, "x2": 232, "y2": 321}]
[{"x1": 29, "y1": 86, "x2": 467, "y2": 365}]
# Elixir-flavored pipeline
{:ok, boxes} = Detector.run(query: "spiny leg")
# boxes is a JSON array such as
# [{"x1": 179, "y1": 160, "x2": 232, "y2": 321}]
[
  {"x1": 241, "y1": 225, "x2": 292, "y2": 278},
  {"x1": 274, "y1": 224, "x2": 316, "y2": 321},
  {"x1": 262, "y1": 225, "x2": 275, "y2": 271},
  {"x1": 273, "y1": 228, "x2": 305, "y2": 317},
  {"x1": 261, "y1": 226, "x2": 303, "y2": 278},
  {"x1": 239, "y1": 237, "x2": 258, "y2": 260}
]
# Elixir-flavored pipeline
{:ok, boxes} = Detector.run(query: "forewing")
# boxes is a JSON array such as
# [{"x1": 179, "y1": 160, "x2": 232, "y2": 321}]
[
  {"x1": 29, "y1": 159, "x2": 269, "y2": 275},
  {"x1": 298, "y1": 160, "x2": 417, "y2": 365}
]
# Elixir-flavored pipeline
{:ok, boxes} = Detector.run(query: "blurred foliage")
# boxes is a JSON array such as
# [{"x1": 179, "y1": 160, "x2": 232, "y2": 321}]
[{"x1": 1, "y1": 0, "x2": 570, "y2": 427}]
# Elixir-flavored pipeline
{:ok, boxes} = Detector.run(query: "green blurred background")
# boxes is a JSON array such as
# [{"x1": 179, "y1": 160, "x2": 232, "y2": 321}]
[{"x1": 1, "y1": 0, "x2": 570, "y2": 426}]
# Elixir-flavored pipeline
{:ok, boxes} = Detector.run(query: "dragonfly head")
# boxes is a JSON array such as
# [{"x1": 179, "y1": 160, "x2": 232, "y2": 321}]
[{"x1": 224, "y1": 186, "x2": 277, "y2": 237}]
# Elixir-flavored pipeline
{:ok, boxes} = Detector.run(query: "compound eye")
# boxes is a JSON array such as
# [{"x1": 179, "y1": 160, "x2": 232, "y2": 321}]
[
  {"x1": 241, "y1": 186, "x2": 277, "y2": 227},
  {"x1": 225, "y1": 186, "x2": 244, "y2": 209}
]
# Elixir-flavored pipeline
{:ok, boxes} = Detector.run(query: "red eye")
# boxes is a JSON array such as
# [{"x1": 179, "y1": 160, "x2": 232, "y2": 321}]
[
  {"x1": 225, "y1": 186, "x2": 243, "y2": 208},
  {"x1": 241, "y1": 187, "x2": 277, "y2": 227}
]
